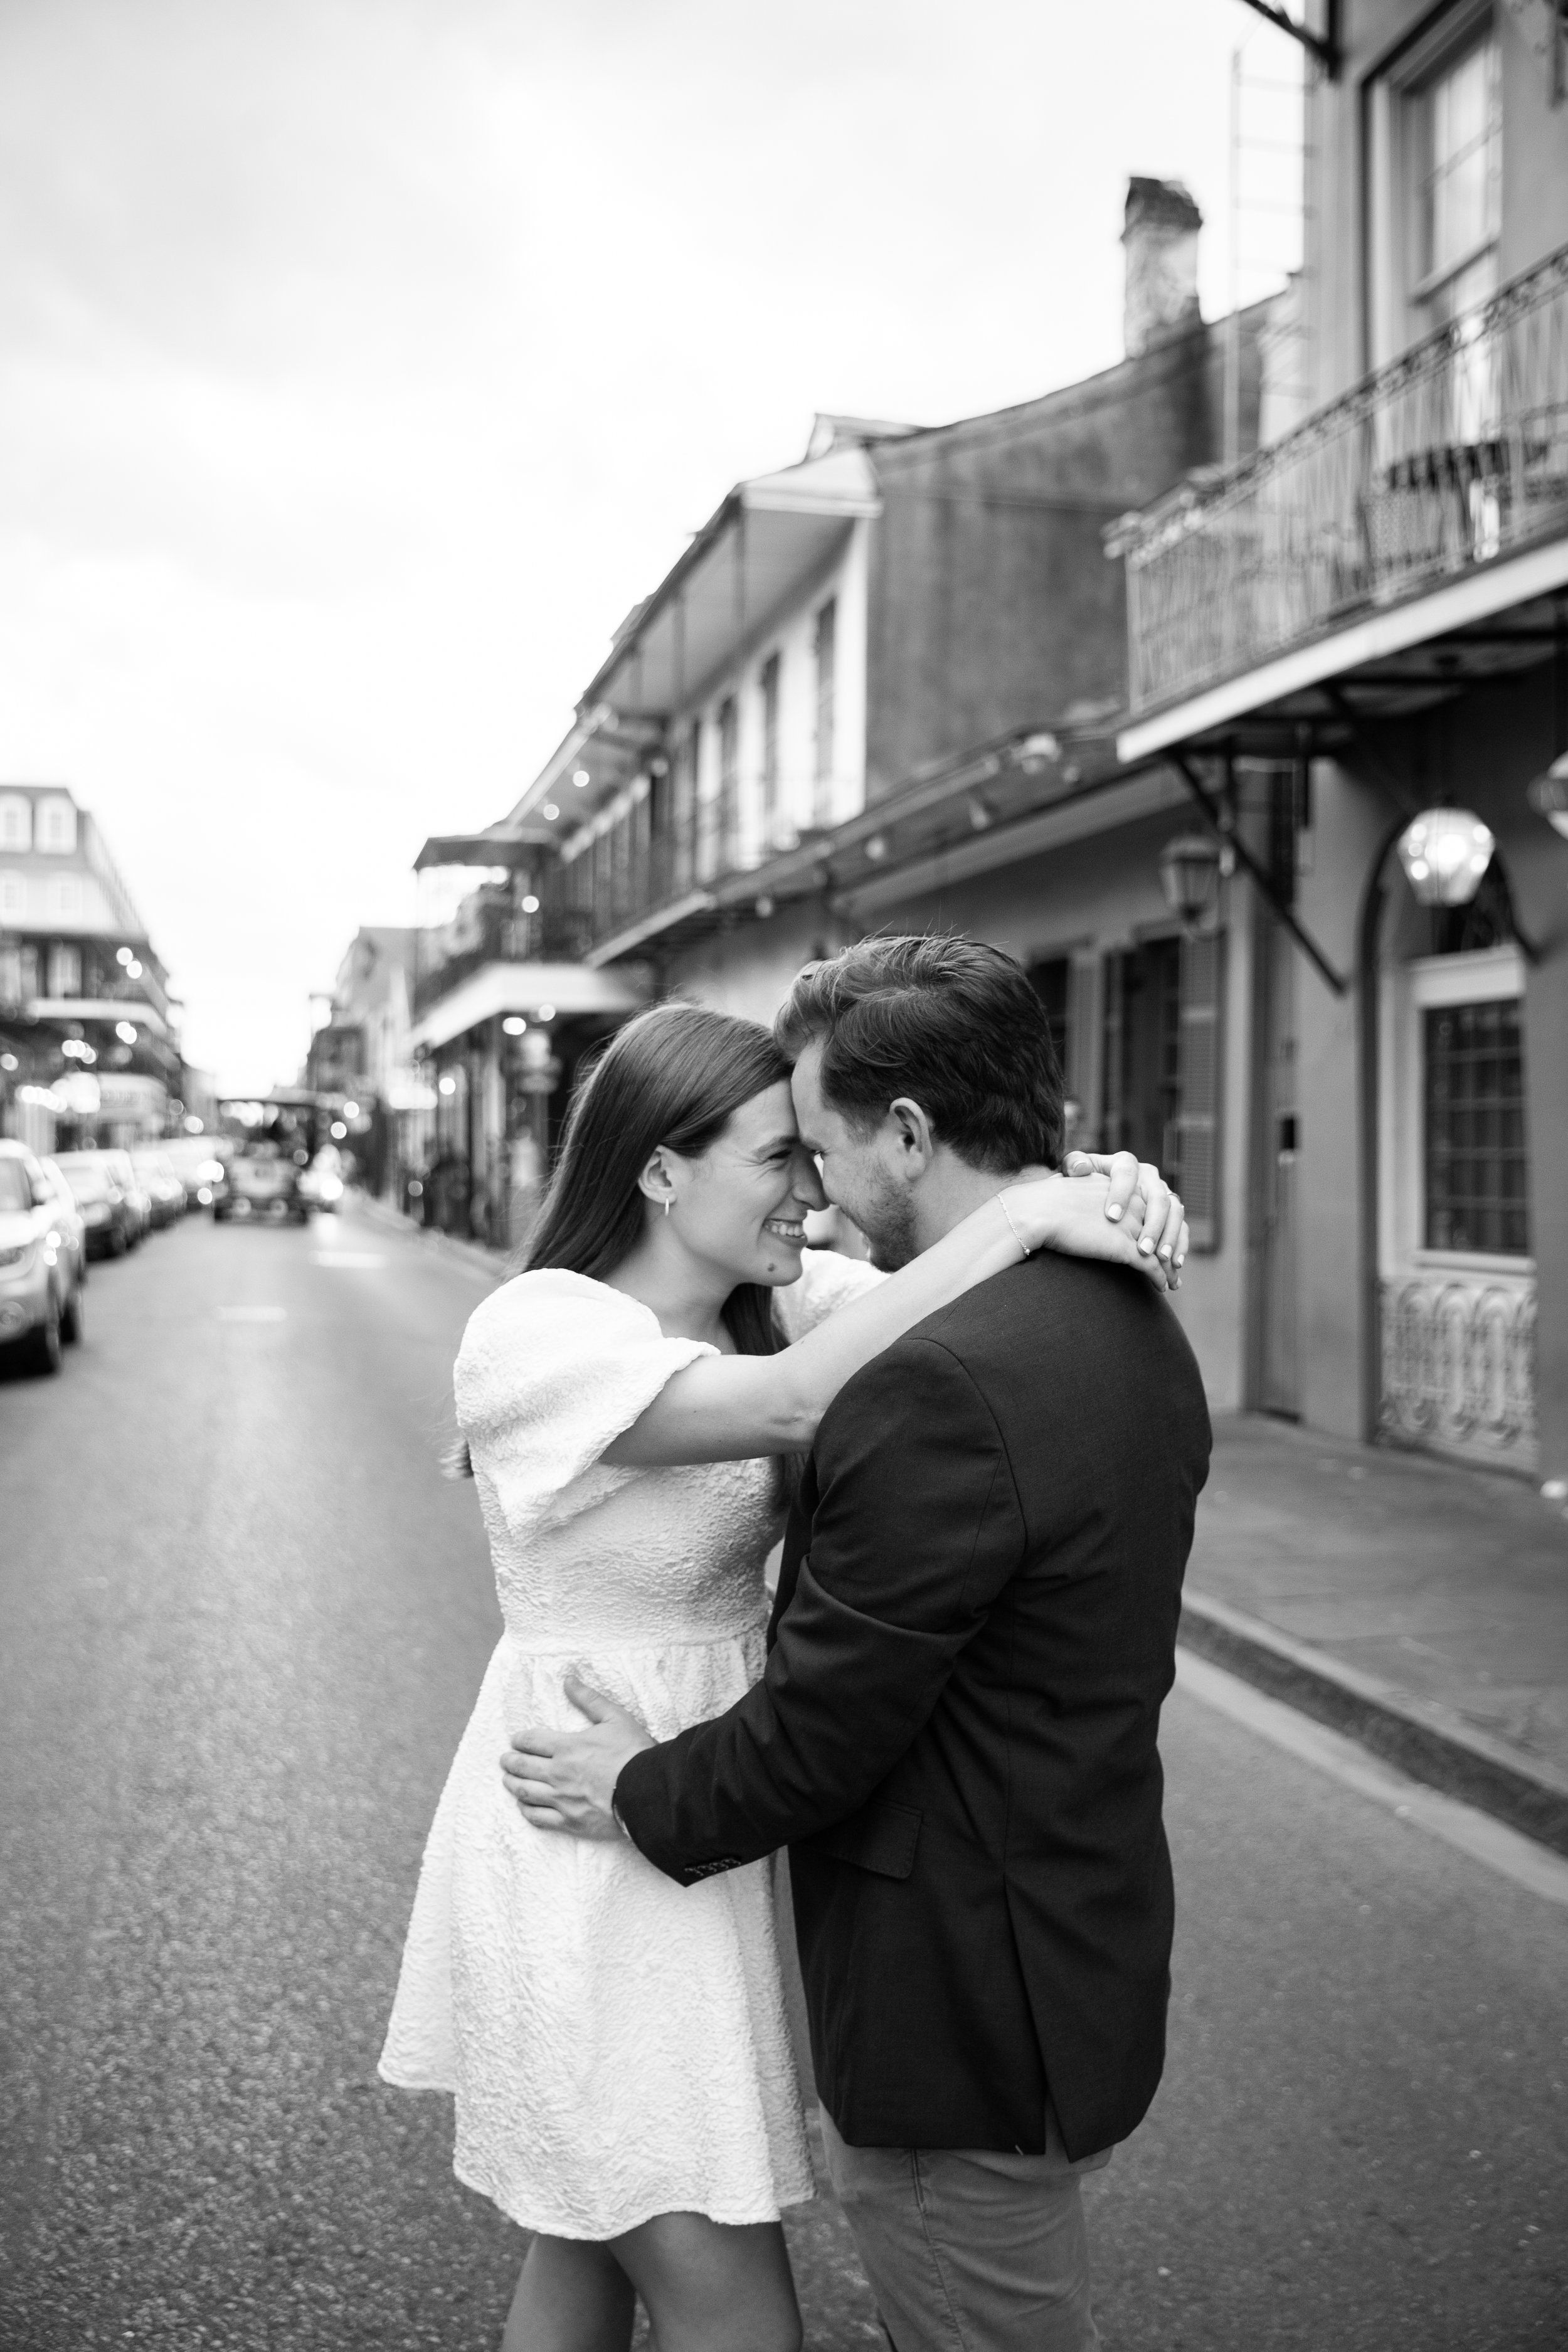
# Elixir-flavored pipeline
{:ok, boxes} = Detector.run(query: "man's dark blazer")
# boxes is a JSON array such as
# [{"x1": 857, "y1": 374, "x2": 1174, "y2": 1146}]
[{"x1": 615, "y1": 1249, "x2": 1212, "y2": 2160}]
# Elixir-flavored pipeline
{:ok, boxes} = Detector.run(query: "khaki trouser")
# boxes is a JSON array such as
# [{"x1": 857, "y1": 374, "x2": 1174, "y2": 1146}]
[{"x1": 819, "y1": 2104, "x2": 1112, "y2": 2352}]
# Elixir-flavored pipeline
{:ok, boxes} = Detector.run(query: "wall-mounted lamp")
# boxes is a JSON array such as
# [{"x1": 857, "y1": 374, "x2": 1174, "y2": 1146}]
[
  {"x1": 1527, "y1": 752, "x2": 1568, "y2": 840},
  {"x1": 1395, "y1": 807, "x2": 1495, "y2": 906},
  {"x1": 1157, "y1": 831, "x2": 1224, "y2": 929},
  {"x1": 754, "y1": 895, "x2": 775, "y2": 919},
  {"x1": 864, "y1": 833, "x2": 889, "y2": 864},
  {"x1": 967, "y1": 795, "x2": 993, "y2": 832}
]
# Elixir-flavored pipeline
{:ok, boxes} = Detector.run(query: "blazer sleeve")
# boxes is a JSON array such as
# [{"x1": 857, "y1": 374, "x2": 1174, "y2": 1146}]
[{"x1": 615, "y1": 1332, "x2": 1027, "y2": 1885}]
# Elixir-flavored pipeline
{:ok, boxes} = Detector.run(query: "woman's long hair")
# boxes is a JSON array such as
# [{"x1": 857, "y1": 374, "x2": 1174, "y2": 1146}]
[{"x1": 448, "y1": 1002, "x2": 792, "y2": 1476}]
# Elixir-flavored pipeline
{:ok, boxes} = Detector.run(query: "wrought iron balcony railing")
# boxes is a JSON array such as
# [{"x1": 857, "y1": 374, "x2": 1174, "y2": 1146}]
[
  {"x1": 1121, "y1": 243, "x2": 1568, "y2": 715},
  {"x1": 412, "y1": 901, "x2": 597, "y2": 1017}
]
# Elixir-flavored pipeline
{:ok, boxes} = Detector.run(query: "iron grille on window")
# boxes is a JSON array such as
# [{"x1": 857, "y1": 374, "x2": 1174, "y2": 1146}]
[{"x1": 1424, "y1": 998, "x2": 1529, "y2": 1254}]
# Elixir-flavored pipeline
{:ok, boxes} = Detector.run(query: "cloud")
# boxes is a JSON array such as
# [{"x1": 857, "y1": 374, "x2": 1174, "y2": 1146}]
[{"x1": 0, "y1": 0, "x2": 1293, "y2": 1086}]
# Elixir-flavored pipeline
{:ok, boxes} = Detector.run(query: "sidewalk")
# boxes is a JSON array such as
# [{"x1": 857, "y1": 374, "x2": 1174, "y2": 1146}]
[{"x1": 1184, "y1": 1415, "x2": 1568, "y2": 1856}]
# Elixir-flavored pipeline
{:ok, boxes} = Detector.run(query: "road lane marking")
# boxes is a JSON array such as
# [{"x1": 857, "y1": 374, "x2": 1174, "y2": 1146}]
[
  {"x1": 218, "y1": 1306, "x2": 287, "y2": 1322},
  {"x1": 1174, "y1": 1647, "x2": 1568, "y2": 1911},
  {"x1": 310, "y1": 1253, "x2": 386, "y2": 1269}
]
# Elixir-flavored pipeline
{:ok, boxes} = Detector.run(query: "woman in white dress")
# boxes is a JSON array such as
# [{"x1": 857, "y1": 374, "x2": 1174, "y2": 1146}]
[{"x1": 379, "y1": 1000, "x2": 1180, "y2": 2352}]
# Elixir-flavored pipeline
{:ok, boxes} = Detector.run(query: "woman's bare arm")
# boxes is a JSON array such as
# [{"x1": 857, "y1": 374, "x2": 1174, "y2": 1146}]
[{"x1": 602, "y1": 1168, "x2": 1169, "y2": 1469}]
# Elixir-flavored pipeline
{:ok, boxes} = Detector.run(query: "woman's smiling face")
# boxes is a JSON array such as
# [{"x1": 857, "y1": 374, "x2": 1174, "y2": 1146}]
[{"x1": 667, "y1": 1080, "x2": 828, "y2": 1289}]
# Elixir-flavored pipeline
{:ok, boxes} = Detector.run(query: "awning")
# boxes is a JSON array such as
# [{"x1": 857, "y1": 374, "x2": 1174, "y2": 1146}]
[{"x1": 410, "y1": 961, "x2": 647, "y2": 1053}]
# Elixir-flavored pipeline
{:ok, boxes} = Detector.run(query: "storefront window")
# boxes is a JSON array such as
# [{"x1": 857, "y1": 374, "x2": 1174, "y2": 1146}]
[{"x1": 1423, "y1": 995, "x2": 1528, "y2": 1253}]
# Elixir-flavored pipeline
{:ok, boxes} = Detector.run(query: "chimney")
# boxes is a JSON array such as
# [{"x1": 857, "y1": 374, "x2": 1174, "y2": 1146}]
[{"x1": 1122, "y1": 177, "x2": 1202, "y2": 358}]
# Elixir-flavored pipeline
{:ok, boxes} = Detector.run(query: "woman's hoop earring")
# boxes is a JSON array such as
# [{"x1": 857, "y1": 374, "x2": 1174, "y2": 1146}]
[{"x1": 663, "y1": 1196, "x2": 672, "y2": 1219}]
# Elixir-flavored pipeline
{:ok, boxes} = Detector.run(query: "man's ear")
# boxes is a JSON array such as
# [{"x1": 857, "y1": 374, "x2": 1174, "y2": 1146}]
[{"x1": 887, "y1": 1096, "x2": 938, "y2": 1175}]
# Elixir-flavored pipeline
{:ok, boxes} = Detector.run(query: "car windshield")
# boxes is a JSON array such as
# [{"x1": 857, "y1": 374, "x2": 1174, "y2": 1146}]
[
  {"x1": 56, "y1": 1159, "x2": 115, "y2": 1200},
  {"x1": 0, "y1": 1160, "x2": 33, "y2": 1213}
]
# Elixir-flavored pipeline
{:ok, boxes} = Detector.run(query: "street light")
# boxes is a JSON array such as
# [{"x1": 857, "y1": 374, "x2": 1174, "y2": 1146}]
[
  {"x1": 1396, "y1": 807, "x2": 1495, "y2": 907},
  {"x1": 1157, "y1": 832, "x2": 1224, "y2": 929},
  {"x1": 1527, "y1": 751, "x2": 1568, "y2": 840}
]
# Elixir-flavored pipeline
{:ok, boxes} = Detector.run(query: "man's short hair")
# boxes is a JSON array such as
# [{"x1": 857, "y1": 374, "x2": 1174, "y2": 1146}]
[{"x1": 775, "y1": 934, "x2": 1064, "y2": 1173}]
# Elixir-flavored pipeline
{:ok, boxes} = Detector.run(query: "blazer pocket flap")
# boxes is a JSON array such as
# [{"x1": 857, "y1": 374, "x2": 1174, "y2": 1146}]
[{"x1": 807, "y1": 1799, "x2": 922, "y2": 1880}]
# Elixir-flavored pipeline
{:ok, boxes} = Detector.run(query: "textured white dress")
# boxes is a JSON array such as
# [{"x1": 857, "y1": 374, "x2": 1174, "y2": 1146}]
[{"x1": 378, "y1": 1248, "x2": 880, "y2": 2240}]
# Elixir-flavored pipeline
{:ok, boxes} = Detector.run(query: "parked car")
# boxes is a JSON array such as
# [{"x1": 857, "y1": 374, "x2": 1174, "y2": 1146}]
[
  {"x1": 0, "y1": 1140, "x2": 86, "y2": 1374},
  {"x1": 39, "y1": 1157, "x2": 88, "y2": 1303},
  {"x1": 100, "y1": 1148, "x2": 152, "y2": 1241},
  {"x1": 214, "y1": 1140, "x2": 310, "y2": 1224},
  {"x1": 160, "y1": 1134, "x2": 230, "y2": 1209},
  {"x1": 130, "y1": 1150, "x2": 188, "y2": 1228},
  {"x1": 53, "y1": 1151, "x2": 139, "y2": 1258}
]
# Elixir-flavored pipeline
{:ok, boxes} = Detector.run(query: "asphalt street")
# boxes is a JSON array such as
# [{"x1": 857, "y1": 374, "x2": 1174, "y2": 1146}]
[{"x1": 1, "y1": 1204, "x2": 1564, "y2": 2350}]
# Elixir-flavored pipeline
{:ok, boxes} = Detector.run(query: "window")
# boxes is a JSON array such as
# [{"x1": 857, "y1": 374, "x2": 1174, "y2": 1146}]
[
  {"x1": 1027, "y1": 958, "x2": 1072, "y2": 1090},
  {"x1": 47, "y1": 942, "x2": 82, "y2": 998},
  {"x1": 1424, "y1": 996, "x2": 1528, "y2": 1253},
  {"x1": 677, "y1": 721, "x2": 702, "y2": 891},
  {"x1": 813, "y1": 598, "x2": 837, "y2": 822},
  {"x1": 0, "y1": 869, "x2": 24, "y2": 923},
  {"x1": 1417, "y1": 33, "x2": 1501, "y2": 326},
  {"x1": 48, "y1": 876, "x2": 83, "y2": 924},
  {"x1": 34, "y1": 796, "x2": 77, "y2": 854},
  {"x1": 695, "y1": 715, "x2": 721, "y2": 882},
  {"x1": 0, "y1": 795, "x2": 29, "y2": 851},
  {"x1": 760, "y1": 653, "x2": 781, "y2": 843},
  {"x1": 0, "y1": 946, "x2": 20, "y2": 1004},
  {"x1": 717, "y1": 696, "x2": 739, "y2": 872}
]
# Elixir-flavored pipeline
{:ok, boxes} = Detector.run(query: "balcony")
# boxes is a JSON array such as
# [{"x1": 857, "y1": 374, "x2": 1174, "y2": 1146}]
[
  {"x1": 408, "y1": 891, "x2": 640, "y2": 1052},
  {"x1": 412, "y1": 898, "x2": 597, "y2": 1019},
  {"x1": 1120, "y1": 244, "x2": 1568, "y2": 725}
]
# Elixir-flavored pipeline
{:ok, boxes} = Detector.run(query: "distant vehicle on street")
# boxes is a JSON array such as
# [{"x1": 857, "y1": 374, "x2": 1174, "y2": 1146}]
[
  {"x1": 299, "y1": 1144, "x2": 345, "y2": 1212},
  {"x1": 213, "y1": 1092, "x2": 326, "y2": 1226},
  {"x1": 0, "y1": 1140, "x2": 86, "y2": 1374},
  {"x1": 159, "y1": 1134, "x2": 230, "y2": 1210},
  {"x1": 130, "y1": 1150, "x2": 188, "y2": 1228},
  {"x1": 53, "y1": 1152, "x2": 140, "y2": 1258}
]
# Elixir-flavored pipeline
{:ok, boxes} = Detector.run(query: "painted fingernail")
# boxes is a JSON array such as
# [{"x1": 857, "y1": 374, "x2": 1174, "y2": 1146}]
[
  {"x1": 1159, "y1": 1244, "x2": 1173, "y2": 1260},
  {"x1": 1106, "y1": 1204, "x2": 1123, "y2": 1220},
  {"x1": 1139, "y1": 1236, "x2": 1153, "y2": 1254}
]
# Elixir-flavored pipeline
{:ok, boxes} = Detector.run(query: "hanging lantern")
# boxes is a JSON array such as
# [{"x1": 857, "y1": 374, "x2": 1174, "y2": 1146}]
[
  {"x1": 1527, "y1": 751, "x2": 1568, "y2": 840},
  {"x1": 1157, "y1": 832, "x2": 1224, "y2": 928},
  {"x1": 1395, "y1": 807, "x2": 1495, "y2": 908}
]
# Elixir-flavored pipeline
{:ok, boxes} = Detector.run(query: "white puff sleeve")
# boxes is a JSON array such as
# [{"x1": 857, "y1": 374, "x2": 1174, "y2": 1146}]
[
  {"x1": 773, "y1": 1246, "x2": 886, "y2": 1343},
  {"x1": 454, "y1": 1270, "x2": 718, "y2": 1541}
]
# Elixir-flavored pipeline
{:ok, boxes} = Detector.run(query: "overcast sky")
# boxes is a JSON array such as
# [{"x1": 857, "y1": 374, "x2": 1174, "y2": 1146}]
[{"x1": 0, "y1": 0, "x2": 1301, "y2": 1090}]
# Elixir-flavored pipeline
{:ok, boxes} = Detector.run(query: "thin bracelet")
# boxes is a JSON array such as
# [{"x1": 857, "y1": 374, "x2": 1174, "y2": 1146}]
[{"x1": 997, "y1": 1190, "x2": 1031, "y2": 1258}]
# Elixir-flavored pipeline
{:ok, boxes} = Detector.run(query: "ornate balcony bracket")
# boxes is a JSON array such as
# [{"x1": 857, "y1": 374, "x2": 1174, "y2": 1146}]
[
  {"x1": 1168, "y1": 750, "x2": 1349, "y2": 993},
  {"x1": 1236, "y1": 0, "x2": 1340, "y2": 78}
]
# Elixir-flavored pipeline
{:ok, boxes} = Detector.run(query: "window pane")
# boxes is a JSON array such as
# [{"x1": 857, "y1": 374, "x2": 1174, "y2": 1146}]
[
  {"x1": 1424, "y1": 38, "x2": 1500, "y2": 284},
  {"x1": 1423, "y1": 997, "x2": 1530, "y2": 1254}
]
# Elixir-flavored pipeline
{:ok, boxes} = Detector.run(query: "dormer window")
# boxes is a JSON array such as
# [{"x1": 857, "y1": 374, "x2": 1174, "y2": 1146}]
[
  {"x1": 35, "y1": 796, "x2": 77, "y2": 854},
  {"x1": 0, "y1": 794, "x2": 29, "y2": 852}
]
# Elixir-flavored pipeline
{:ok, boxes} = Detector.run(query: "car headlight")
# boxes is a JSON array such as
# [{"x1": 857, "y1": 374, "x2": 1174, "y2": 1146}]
[{"x1": 0, "y1": 1242, "x2": 34, "y2": 1271}]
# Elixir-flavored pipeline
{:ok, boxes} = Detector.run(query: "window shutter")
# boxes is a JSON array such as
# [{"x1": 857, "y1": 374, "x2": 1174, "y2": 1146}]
[{"x1": 1177, "y1": 930, "x2": 1225, "y2": 1253}]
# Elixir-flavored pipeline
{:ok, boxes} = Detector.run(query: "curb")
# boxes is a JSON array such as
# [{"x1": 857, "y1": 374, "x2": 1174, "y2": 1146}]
[{"x1": 1178, "y1": 1587, "x2": 1568, "y2": 1862}]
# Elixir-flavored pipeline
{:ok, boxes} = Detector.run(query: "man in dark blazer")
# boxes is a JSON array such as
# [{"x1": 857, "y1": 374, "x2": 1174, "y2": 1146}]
[{"x1": 507, "y1": 936, "x2": 1211, "y2": 2350}]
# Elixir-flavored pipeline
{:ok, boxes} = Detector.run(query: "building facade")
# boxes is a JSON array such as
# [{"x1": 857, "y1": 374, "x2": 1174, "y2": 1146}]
[
  {"x1": 477, "y1": 178, "x2": 1269, "y2": 1389},
  {"x1": 1111, "y1": 0, "x2": 1568, "y2": 1481},
  {"x1": 0, "y1": 784, "x2": 183, "y2": 1154}
]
